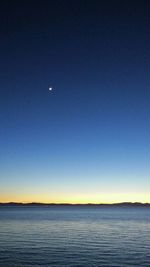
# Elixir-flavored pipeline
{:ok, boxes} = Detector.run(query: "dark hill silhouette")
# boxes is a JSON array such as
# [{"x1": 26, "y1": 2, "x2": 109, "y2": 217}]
[{"x1": 0, "y1": 202, "x2": 150, "y2": 207}]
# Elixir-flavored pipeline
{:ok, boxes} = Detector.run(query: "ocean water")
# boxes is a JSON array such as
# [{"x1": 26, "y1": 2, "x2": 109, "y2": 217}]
[{"x1": 0, "y1": 206, "x2": 150, "y2": 267}]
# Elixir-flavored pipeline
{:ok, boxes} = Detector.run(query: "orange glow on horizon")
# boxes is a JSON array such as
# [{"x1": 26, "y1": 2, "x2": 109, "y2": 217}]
[{"x1": 0, "y1": 192, "x2": 150, "y2": 204}]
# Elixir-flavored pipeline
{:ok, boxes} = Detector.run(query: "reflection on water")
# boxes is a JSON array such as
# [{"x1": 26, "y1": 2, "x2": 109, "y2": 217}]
[{"x1": 0, "y1": 206, "x2": 150, "y2": 266}]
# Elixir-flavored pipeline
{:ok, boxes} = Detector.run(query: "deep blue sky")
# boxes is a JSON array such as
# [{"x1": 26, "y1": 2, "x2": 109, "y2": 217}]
[{"x1": 0, "y1": 0, "x2": 150, "y2": 203}]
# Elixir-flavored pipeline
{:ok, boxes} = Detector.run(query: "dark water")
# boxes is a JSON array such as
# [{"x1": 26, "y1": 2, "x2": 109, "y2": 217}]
[{"x1": 0, "y1": 206, "x2": 150, "y2": 266}]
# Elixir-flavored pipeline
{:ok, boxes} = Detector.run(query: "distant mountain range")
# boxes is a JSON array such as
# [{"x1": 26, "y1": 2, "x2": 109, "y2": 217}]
[{"x1": 0, "y1": 202, "x2": 150, "y2": 207}]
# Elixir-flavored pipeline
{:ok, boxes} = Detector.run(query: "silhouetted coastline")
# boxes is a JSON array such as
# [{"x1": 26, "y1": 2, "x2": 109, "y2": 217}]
[{"x1": 0, "y1": 202, "x2": 150, "y2": 207}]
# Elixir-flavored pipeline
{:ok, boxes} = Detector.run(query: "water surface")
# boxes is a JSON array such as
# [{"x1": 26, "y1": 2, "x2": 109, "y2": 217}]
[{"x1": 0, "y1": 206, "x2": 150, "y2": 266}]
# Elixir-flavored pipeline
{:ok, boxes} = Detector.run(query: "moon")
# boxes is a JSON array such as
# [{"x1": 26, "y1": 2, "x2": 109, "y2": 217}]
[{"x1": 49, "y1": 87, "x2": 53, "y2": 91}]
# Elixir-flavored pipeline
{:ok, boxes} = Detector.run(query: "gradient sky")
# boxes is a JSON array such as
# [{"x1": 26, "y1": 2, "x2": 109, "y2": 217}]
[{"x1": 0, "y1": 0, "x2": 150, "y2": 203}]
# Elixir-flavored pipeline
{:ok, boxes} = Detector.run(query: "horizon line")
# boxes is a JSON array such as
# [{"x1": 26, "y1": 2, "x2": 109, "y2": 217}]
[{"x1": 0, "y1": 201, "x2": 150, "y2": 205}]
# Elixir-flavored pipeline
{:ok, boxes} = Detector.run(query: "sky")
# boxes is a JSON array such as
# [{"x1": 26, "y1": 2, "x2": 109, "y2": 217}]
[{"x1": 0, "y1": 0, "x2": 150, "y2": 203}]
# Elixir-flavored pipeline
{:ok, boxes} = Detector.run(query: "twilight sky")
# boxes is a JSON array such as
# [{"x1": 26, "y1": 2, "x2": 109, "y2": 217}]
[{"x1": 0, "y1": 0, "x2": 150, "y2": 203}]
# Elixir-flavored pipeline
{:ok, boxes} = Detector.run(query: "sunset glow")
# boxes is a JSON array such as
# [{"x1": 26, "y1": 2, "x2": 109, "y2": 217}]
[{"x1": 1, "y1": 1, "x2": 150, "y2": 205}]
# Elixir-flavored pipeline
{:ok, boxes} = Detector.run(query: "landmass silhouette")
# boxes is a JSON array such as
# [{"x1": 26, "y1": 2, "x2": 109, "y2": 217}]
[{"x1": 0, "y1": 202, "x2": 150, "y2": 207}]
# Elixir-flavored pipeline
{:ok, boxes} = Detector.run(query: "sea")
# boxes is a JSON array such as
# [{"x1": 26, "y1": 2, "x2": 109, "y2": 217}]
[{"x1": 0, "y1": 205, "x2": 150, "y2": 267}]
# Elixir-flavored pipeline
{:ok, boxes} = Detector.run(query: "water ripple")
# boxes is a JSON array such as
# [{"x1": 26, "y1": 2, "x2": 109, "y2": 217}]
[{"x1": 0, "y1": 206, "x2": 150, "y2": 267}]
